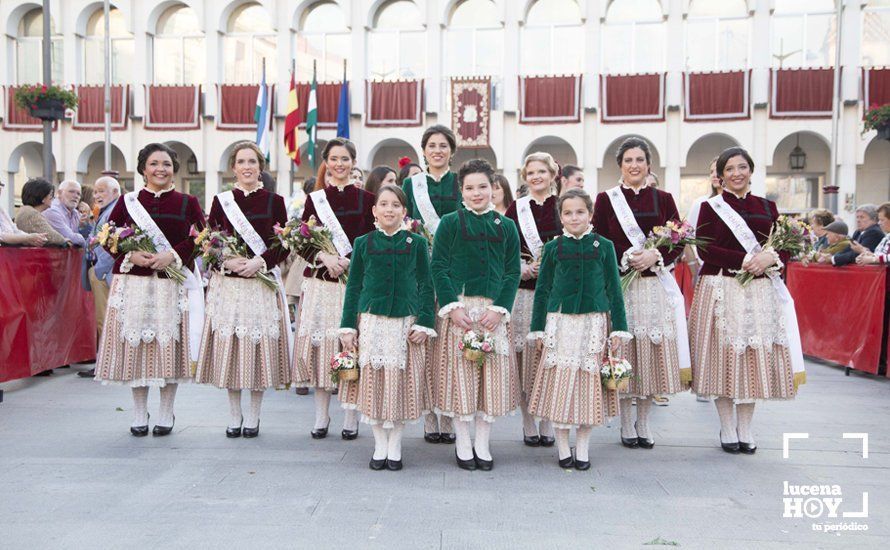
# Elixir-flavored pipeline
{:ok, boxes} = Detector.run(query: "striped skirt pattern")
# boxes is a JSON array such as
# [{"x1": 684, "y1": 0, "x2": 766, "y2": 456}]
[
  {"x1": 293, "y1": 277, "x2": 346, "y2": 392},
  {"x1": 511, "y1": 287, "x2": 540, "y2": 396},
  {"x1": 689, "y1": 275, "x2": 796, "y2": 401}
]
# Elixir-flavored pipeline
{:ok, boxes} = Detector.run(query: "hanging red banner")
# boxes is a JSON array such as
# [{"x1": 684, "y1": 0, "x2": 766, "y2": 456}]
[{"x1": 451, "y1": 77, "x2": 490, "y2": 148}]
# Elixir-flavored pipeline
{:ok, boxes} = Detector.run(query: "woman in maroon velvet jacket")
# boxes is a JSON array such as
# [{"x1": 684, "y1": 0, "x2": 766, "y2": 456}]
[
  {"x1": 293, "y1": 138, "x2": 375, "y2": 440},
  {"x1": 94, "y1": 143, "x2": 205, "y2": 437},
  {"x1": 689, "y1": 147, "x2": 801, "y2": 455},
  {"x1": 194, "y1": 142, "x2": 291, "y2": 439},
  {"x1": 593, "y1": 137, "x2": 685, "y2": 450}
]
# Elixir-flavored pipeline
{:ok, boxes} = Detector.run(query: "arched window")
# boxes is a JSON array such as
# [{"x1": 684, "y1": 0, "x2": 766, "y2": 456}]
[
  {"x1": 444, "y1": 0, "x2": 503, "y2": 76},
  {"x1": 15, "y1": 8, "x2": 64, "y2": 84},
  {"x1": 771, "y1": 0, "x2": 835, "y2": 68},
  {"x1": 368, "y1": 0, "x2": 426, "y2": 80},
  {"x1": 296, "y1": 1, "x2": 351, "y2": 81},
  {"x1": 863, "y1": 0, "x2": 890, "y2": 66},
  {"x1": 520, "y1": 0, "x2": 584, "y2": 75},
  {"x1": 224, "y1": 3, "x2": 276, "y2": 83},
  {"x1": 83, "y1": 8, "x2": 134, "y2": 84},
  {"x1": 152, "y1": 5, "x2": 205, "y2": 85},
  {"x1": 601, "y1": 0, "x2": 665, "y2": 74},
  {"x1": 685, "y1": 0, "x2": 749, "y2": 71}
]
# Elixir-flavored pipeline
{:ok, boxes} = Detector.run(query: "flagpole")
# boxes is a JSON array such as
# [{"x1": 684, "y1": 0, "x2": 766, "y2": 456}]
[
  {"x1": 311, "y1": 60, "x2": 317, "y2": 170},
  {"x1": 827, "y1": 0, "x2": 844, "y2": 214},
  {"x1": 290, "y1": 59, "x2": 296, "y2": 197},
  {"x1": 103, "y1": 0, "x2": 111, "y2": 172}
]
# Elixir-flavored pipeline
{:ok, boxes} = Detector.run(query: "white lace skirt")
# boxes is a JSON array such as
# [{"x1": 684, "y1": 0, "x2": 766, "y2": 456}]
[{"x1": 511, "y1": 288, "x2": 540, "y2": 396}]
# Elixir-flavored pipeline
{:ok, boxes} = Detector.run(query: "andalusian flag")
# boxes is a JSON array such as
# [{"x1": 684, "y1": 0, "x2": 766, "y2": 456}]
[
  {"x1": 254, "y1": 71, "x2": 271, "y2": 160},
  {"x1": 284, "y1": 70, "x2": 300, "y2": 166},
  {"x1": 306, "y1": 70, "x2": 318, "y2": 169}
]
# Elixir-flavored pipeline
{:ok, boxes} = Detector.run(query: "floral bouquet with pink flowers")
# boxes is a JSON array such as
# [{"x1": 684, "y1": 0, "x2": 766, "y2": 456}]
[
  {"x1": 191, "y1": 225, "x2": 277, "y2": 290},
  {"x1": 459, "y1": 330, "x2": 495, "y2": 368},
  {"x1": 273, "y1": 215, "x2": 346, "y2": 283},
  {"x1": 620, "y1": 219, "x2": 706, "y2": 292},
  {"x1": 94, "y1": 221, "x2": 187, "y2": 283},
  {"x1": 404, "y1": 216, "x2": 434, "y2": 254},
  {"x1": 734, "y1": 215, "x2": 810, "y2": 287},
  {"x1": 330, "y1": 351, "x2": 359, "y2": 384}
]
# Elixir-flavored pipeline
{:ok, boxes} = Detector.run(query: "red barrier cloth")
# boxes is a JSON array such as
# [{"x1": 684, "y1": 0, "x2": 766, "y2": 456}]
[
  {"x1": 72, "y1": 85, "x2": 128, "y2": 130},
  {"x1": 684, "y1": 71, "x2": 750, "y2": 121},
  {"x1": 451, "y1": 77, "x2": 491, "y2": 148},
  {"x1": 770, "y1": 68, "x2": 833, "y2": 118},
  {"x1": 296, "y1": 82, "x2": 340, "y2": 128},
  {"x1": 600, "y1": 74, "x2": 664, "y2": 123},
  {"x1": 3, "y1": 86, "x2": 57, "y2": 131},
  {"x1": 365, "y1": 80, "x2": 424, "y2": 127},
  {"x1": 144, "y1": 85, "x2": 201, "y2": 130},
  {"x1": 786, "y1": 263, "x2": 887, "y2": 374},
  {"x1": 0, "y1": 248, "x2": 97, "y2": 382},
  {"x1": 673, "y1": 262, "x2": 695, "y2": 315},
  {"x1": 863, "y1": 67, "x2": 890, "y2": 111},
  {"x1": 217, "y1": 84, "x2": 258, "y2": 130},
  {"x1": 519, "y1": 75, "x2": 582, "y2": 124}
]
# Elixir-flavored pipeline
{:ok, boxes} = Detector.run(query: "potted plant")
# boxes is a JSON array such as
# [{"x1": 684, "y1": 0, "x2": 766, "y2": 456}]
[
  {"x1": 863, "y1": 103, "x2": 890, "y2": 140},
  {"x1": 13, "y1": 84, "x2": 78, "y2": 121}
]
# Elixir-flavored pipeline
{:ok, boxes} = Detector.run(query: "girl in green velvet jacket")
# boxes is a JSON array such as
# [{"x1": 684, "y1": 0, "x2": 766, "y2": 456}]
[
  {"x1": 339, "y1": 185, "x2": 436, "y2": 471},
  {"x1": 430, "y1": 159, "x2": 521, "y2": 471},
  {"x1": 527, "y1": 189, "x2": 633, "y2": 470}
]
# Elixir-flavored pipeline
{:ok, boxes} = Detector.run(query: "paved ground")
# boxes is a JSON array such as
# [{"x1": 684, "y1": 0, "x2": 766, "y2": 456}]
[{"x1": 1, "y1": 358, "x2": 888, "y2": 549}]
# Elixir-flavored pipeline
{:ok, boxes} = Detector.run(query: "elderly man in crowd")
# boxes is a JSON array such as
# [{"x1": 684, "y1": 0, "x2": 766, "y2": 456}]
[
  {"x1": 856, "y1": 202, "x2": 890, "y2": 266},
  {"x1": 43, "y1": 180, "x2": 86, "y2": 247},
  {"x1": 832, "y1": 204, "x2": 884, "y2": 266},
  {"x1": 808, "y1": 208, "x2": 835, "y2": 252},
  {"x1": 0, "y1": 180, "x2": 48, "y2": 247},
  {"x1": 78, "y1": 176, "x2": 122, "y2": 378},
  {"x1": 817, "y1": 220, "x2": 852, "y2": 264}
]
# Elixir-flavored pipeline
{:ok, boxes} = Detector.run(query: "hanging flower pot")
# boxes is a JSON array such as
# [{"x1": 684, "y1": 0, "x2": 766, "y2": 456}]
[
  {"x1": 13, "y1": 84, "x2": 77, "y2": 121},
  {"x1": 862, "y1": 103, "x2": 890, "y2": 141},
  {"x1": 29, "y1": 98, "x2": 66, "y2": 120},
  {"x1": 877, "y1": 124, "x2": 890, "y2": 141}
]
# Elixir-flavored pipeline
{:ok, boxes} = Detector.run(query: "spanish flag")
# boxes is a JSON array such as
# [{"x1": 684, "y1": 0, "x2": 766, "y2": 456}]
[{"x1": 284, "y1": 70, "x2": 300, "y2": 166}]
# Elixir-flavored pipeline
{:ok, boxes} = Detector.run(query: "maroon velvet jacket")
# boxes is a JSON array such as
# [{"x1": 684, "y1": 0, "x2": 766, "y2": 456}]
[
  {"x1": 593, "y1": 186, "x2": 682, "y2": 277},
  {"x1": 207, "y1": 187, "x2": 289, "y2": 276},
  {"x1": 106, "y1": 187, "x2": 206, "y2": 277},
  {"x1": 300, "y1": 184, "x2": 375, "y2": 282},
  {"x1": 696, "y1": 192, "x2": 784, "y2": 278},
  {"x1": 504, "y1": 195, "x2": 563, "y2": 290}
]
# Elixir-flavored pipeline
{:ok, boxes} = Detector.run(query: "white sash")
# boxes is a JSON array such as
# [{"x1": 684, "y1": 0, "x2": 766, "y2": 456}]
[
  {"x1": 515, "y1": 196, "x2": 546, "y2": 260},
  {"x1": 706, "y1": 194, "x2": 805, "y2": 380},
  {"x1": 218, "y1": 191, "x2": 293, "y2": 354},
  {"x1": 309, "y1": 188, "x2": 353, "y2": 257},
  {"x1": 606, "y1": 186, "x2": 691, "y2": 371},
  {"x1": 411, "y1": 172, "x2": 442, "y2": 234},
  {"x1": 124, "y1": 191, "x2": 205, "y2": 362}
]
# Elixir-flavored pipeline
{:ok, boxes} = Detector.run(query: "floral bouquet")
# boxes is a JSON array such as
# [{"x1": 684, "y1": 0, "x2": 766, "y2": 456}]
[
  {"x1": 735, "y1": 215, "x2": 811, "y2": 287},
  {"x1": 600, "y1": 356, "x2": 633, "y2": 391},
  {"x1": 330, "y1": 351, "x2": 359, "y2": 384},
  {"x1": 620, "y1": 219, "x2": 706, "y2": 292},
  {"x1": 191, "y1": 225, "x2": 278, "y2": 291},
  {"x1": 458, "y1": 330, "x2": 495, "y2": 368},
  {"x1": 274, "y1": 216, "x2": 347, "y2": 283},
  {"x1": 405, "y1": 217, "x2": 434, "y2": 253},
  {"x1": 93, "y1": 221, "x2": 187, "y2": 284}
]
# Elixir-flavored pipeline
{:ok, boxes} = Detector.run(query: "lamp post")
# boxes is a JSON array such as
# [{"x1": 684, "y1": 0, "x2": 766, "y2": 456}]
[{"x1": 41, "y1": 0, "x2": 52, "y2": 180}]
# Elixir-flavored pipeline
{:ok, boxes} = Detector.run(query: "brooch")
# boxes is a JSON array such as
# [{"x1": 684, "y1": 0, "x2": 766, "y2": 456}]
[
  {"x1": 406, "y1": 237, "x2": 413, "y2": 244},
  {"x1": 594, "y1": 241, "x2": 600, "y2": 248},
  {"x1": 494, "y1": 218, "x2": 501, "y2": 225}
]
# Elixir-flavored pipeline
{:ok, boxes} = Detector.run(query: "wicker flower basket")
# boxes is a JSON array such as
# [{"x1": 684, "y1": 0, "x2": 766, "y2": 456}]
[
  {"x1": 604, "y1": 378, "x2": 629, "y2": 391},
  {"x1": 338, "y1": 367, "x2": 359, "y2": 382},
  {"x1": 463, "y1": 348, "x2": 485, "y2": 363}
]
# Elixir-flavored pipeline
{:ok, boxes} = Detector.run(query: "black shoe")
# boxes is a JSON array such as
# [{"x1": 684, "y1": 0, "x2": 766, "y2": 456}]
[
  {"x1": 341, "y1": 427, "x2": 358, "y2": 440},
  {"x1": 720, "y1": 431, "x2": 740, "y2": 454},
  {"x1": 558, "y1": 454, "x2": 574, "y2": 469},
  {"x1": 34, "y1": 369, "x2": 53, "y2": 377},
  {"x1": 130, "y1": 413, "x2": 149, "y2": 437},
  {"x1": 77, "y1": 368, "x2": 96, "y2": 378},
  {"x1": 455, "y1": 450, "x2": 477, "y2": 471},
  {"x1": 226, "y1": 417, "x2": 243, "y2": 438},
  {"x1": 424, "y1": 432, "x2": 441, "y2": 444},
  {"x1": 738, "y1": 441, "x2": 757, "y2": 454},
  {"x1": 574, "y1": 459, "x2": 591, "y2": 471},
  {"x1": 243, "y1": 420, "x2": 260, "y2": 439},
  {"x1": 369, "y1": 457, "x2": 386, "y2": 470},
  {"x1": 539, "y1": 435, "x2": 556, "y2": 447},
  {"x1": 331, "y1": 387, "x2": 339, "y2": 395},
  {"x1": 295, "y1": 387, "x2": 309, "y2": 395},
  {"x1": 523, "y1": 435, "x2": 541, "y2": 447},
  {"x1": 311, "y1": 419, "x2": 330, "y2": 439},
  {"x1": 385, "y1": 459, "x2": 403, "y2": 471},
  {"x1": 621, "y1": 430, "x2": 639, "y2": 448},
  {"x1": 152, "y1": 415, "x2": 175, "y2": 436},
  {"x1": 635, "y1": 422, "x2": 654, "y2": 449},
  {"x1": 473, "y1": 450, "x2": 493, "y2": 471},
  {"x1": 439, "y1": 433, "x2": 456, "y2": 444}
]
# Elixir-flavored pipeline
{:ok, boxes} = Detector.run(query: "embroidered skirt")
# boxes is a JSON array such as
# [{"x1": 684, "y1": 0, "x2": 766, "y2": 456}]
[
  {"x1": 431, "y1": 296, "x2": 519, "y2": 422},
  {"x1": 511, "y1": 287, "x2": 540, "y2": 396},
  {"x1": 689, "y1": 275, "x2": 796, "y2": 401},
  {"x1": 527, "y1": 312, "x2": 619, "y2": 428},
  {"x1": 354, "y1": 314, "x2": 428, "y2": 427},
  {"x1": 194, "y1": 274, "x2": 291, "y2": 390},
  {"x1": 620, "y1": 276, "x2": 684, "y2": 397},
  {"x1": 94, "y1": 274, "x2": 191, "y2": 387}
]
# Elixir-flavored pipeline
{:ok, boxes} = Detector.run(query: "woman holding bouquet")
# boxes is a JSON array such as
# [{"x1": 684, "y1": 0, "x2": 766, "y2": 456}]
[
  {"x1": 528, "y1": 189, "x2": 631, "y2": 469},
  {"x1": 690, "y1": 147, "x2": 804, "y2": 455},
  {"x1": 431, "y1": 159, "x2": 521, "y2": 471},
  {"x1": 339, "y1": 185, "x2": 436, "y2": 470},
  {"x1": 94, "y1": 143, "x2": 205, "y2": 436},
  {"x1": 402, "y1": 125, "x2": 461, "y2": 445},
  {"x1": 194, "y1": 141, "x2": 291, "y2": 438},
  {"x1": 593, "y1": 137, "x2": 688, "y2": 450},
  {"x1": 293, "y1": 138, "x2": 375, "y2": 440},
  {"x1": 504, "y1": 152, "x2": 562, "y2": 447}
]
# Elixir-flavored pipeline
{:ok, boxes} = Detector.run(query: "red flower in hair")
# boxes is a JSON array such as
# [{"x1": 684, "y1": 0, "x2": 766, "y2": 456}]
[{"x1": 398, "y1": 156, "x2": 411, "y2": 169}]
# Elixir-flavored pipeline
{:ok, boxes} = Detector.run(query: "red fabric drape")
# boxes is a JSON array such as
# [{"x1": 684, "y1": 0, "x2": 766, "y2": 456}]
[
  {"x1": 2, "y1": 86, "x2": 55, "y2": 131},
  {"x1": 786, "y1": 263, "x2": 888, "y2": 375},
  {"x1": 673, "y1": 262, "x2": 695, "y2": 315},
  {"x1": 684, "y1": 71, "x2": 750, "y2": 122},
  {"x1": 217, "y1": 84, "x2": 259, "y2": 130},
  {"x1": 519, "y1": 76, "x2": 582, "y2": 124},
  {"x1": 864, "y1": 67, "x2": 890, "y2": 110},
  {"x1": 451, "y1": 77, "x2": 491, "y2": 148},
  {"x1": 296, "y1": 83, "x2": 340, "y2": 128},
  {"x1": 365, "y1": 80, "x2": 424, "y2": 127},
  {"x1": 72, "y1": 85, "x2": 128, "y2": 130},
  {"x1": 600, "y1": 74, "x2": 664, "y2": 123},
  {"x1": 770, "y1": 68, "x2": 833, "y2": 119},
  {"x1": 144, "y1": 85, "x2": 201, "y2": 130},
  {"x1": 0, "y1": 248, "x2": 97, "y2": 381}
]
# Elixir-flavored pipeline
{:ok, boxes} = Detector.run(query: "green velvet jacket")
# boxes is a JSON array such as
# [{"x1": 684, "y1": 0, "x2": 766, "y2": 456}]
[
  {"x1": 340, "y1": 229, "x2": 436, "y2": 330},
  {"x1": 401, "y1": 171, "x2": 460, "y2": 224},
  {"x1": 530, "y1": 230, "x2": 628, "y2": 333},
  {"x1": 431, "y1": 207, "x2": 521, "y2": 312}
]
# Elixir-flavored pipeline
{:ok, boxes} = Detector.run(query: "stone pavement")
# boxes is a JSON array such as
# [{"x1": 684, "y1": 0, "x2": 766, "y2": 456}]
[{"x1": 1, "y1": 358, "x2": 888, "y2": 549}]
